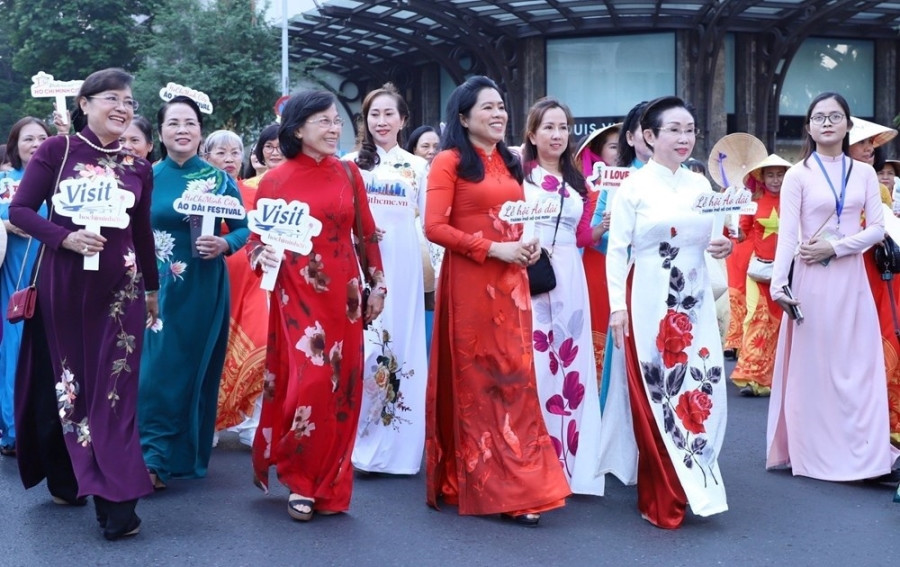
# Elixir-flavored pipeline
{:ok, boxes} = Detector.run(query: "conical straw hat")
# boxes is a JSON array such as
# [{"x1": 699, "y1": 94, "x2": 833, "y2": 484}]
[
  {"x1": 575, "y1": 122, "x2": 622, "y2": 161},
  {"x1": 743, "y1": 154, "x2": 793, "y2": 186},
  {"x1": 707, "y1": 133, "x2": 768, "y2": 189},
  {"x1": 848, "y1": 116, "x2": 897, "y2": 148}
]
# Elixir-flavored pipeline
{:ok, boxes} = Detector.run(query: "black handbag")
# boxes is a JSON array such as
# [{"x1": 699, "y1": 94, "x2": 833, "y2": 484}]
[
  {"x1": 527, "y1": 189, "x2": 565, "y2": 296},
  {"x1": 875, "y1": 234, "x2": 900, "y2": 276}
]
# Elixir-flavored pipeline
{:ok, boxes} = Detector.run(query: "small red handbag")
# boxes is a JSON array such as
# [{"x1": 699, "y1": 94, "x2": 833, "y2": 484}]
[
  {"x1": 6, "y1": 285, "x2": 36, "y2": 323},
  {"x1": 5, "y1": 135, "x2": 69, "y2": 324}
]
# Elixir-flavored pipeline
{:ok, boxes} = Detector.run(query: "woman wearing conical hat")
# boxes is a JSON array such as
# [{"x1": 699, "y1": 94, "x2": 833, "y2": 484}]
[
  {"x1": 848, "y1": 116, "x2": 900, "y2": 449},
  {"x1": 729, "y1": 154, "x2": 792, "y2": 396}
]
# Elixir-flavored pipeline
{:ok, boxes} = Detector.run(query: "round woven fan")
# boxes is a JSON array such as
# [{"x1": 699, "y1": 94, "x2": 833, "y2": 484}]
[{"x1": 707, "y1": 133, "x2": 768, "y2": 189}]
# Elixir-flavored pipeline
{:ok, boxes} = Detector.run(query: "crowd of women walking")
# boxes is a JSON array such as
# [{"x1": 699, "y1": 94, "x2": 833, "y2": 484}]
[{"x1": 0, "y1": 67, "x2": 898, "y2": 541}]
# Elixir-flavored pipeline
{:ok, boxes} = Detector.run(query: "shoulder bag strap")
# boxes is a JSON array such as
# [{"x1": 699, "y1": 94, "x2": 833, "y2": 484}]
[
  {"x1": 341, "y1": 160, "x2": 373, "y2": 286},
  {"x1": 548, "y1": 183, "x2": 565, "y2": 254},
  {"x1": 15, "y1": 135, "x2": 70, "y2": 290}
]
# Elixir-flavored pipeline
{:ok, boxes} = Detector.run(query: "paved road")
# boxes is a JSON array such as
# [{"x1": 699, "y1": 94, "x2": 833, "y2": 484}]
[{"x1": 2, "y1": 363, "x2": 899, "y2": 566}]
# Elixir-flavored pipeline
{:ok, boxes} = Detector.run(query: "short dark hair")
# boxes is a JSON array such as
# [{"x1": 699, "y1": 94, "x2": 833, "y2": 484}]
[
  {"x1": 6, "y1": 117, "x2": 52, "y2": 170},
  {"x1": 441, "y1": 75, "x2": 522, "y2": 183},
  {"x1": 254, "y1": 124, "x2": 280, "y2": 166},
  {"x1": 278, "y1": 90, "x2": 338, "y2": 160},
  {"x1": 71, "y1": 68, "x2": 134, "y2": 133},
  {"x1": 800, "y1": 92, "x2": 853, "y2": 166},
  {"x1": 639, "y1": 96, "x2": 694, "y2": 152},
  {"x1": 405, "y1": 125, "x2": 438, "y2": 154},
  {"x1": 156, "y1": 95, "x2": 203, "y2": 160}
]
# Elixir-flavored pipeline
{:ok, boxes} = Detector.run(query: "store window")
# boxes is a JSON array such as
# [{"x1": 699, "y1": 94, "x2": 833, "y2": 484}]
[
  {"x1": 779, "y1": 37, "x2": 874, "y2": 137},
  {"x1": 546, "y1": 33, "x2": 675, "y2": 138}
]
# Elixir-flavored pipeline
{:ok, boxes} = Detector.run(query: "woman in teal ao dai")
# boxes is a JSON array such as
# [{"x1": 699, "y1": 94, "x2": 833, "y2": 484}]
[{"x1": 139, "y1": 96, "x2": 248, "y2": 486}]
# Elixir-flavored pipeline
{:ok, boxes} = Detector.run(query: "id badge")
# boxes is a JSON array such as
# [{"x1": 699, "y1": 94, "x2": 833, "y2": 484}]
[{"x1": 816, "y1": 226, "x2": 843, "y2": 266}]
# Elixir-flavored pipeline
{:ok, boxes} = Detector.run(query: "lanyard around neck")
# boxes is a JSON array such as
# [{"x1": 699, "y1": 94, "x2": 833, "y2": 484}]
[{"x1": 812, "y1": 153, "x2": 847, "y2": 225}]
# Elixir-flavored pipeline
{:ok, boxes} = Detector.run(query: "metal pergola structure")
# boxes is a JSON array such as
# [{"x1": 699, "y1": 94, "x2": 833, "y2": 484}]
[{"x1": 286, "y1": 1, "x2": 900, "y2": 149}]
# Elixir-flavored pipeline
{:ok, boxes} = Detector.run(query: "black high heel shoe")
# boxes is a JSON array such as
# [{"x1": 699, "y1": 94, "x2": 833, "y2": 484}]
[{"x1": 501, "y1": 513, "x2": 540, "y2": 527}]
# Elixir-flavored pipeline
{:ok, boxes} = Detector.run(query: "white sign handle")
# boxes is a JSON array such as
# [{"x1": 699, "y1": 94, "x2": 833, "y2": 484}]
[
  {"x1": 201, "y1": 215, "x2": 215, "y2": 236},
  {"x1": 84, "y1": 223, "x2": 100, "y2": 271},
  {"x1": 259, "y1": 245, "x2": 284, "y2": 291},
  {"x1": 710, "y1": 213, "x2": 726, "y2": 243},
  {"x1": 522, "y1": 220, "x2": 536, "y2": 242},
  {"x1": 55, "y1": 96, "x2": 68, "y2": 127}
]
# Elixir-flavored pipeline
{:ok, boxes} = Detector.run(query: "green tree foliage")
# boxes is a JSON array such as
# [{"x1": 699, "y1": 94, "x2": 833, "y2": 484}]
[
  {"x1": 133, "y1": 0, "x2": 280, "y2": 142},
  {"x1": 0, "y1": 0, "x2": 159, "y2": 134}
]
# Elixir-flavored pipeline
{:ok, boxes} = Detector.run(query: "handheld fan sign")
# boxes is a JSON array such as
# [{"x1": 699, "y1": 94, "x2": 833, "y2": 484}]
[
  {"x1": 705, "y1": 133, "x2": 768, "y2": 240},
  {"x1": 30, "y1": 72, "x2": 83, "y2": 129},
  {"x1": 159, "y1": 82, "x2": 213, "y2": 114},
  {"x1": 248, "y1": 198, "x2": 323, "y2": 291},
  {"x1": 587, "y1": 162, "x2": 631, "y2": 208},
  {"x1": 172, "y1": 178, "x2": 246, "y2": 255},
  {"x1": 52, "y1": 174, "x2": 134, "y2": 270},
  {"x1": 692, "y1": 186, "x2": 758, "y2": 239},
  {"x1": 498, "y1": 198, "x2": 563, "y2": 241}
]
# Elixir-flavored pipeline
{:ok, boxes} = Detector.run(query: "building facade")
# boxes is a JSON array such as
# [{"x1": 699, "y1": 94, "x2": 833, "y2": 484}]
[{"x1": 288, "y1": 1, "x2": 900, "y2": 160}]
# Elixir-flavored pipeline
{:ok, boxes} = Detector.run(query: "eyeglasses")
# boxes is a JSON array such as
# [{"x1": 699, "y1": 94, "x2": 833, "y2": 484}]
[
  {"x1": 306, "y1": 117, "x2": 343, "y2": 129},
  {"x1": 210, "y1": 149, "x2": 243, "y2": 160},
  {"x1": 88, "y1": 95, "x2": 139, "y2": 111},
  {"x1": 809, "y1": 112, "x2": 845, "y2": 125},
  {"x1": 659, "y1": 127, "x2": 696, "y2": 137},
  {"x1": 262, "y1": 143, "x2": 282, "y2": 154}
]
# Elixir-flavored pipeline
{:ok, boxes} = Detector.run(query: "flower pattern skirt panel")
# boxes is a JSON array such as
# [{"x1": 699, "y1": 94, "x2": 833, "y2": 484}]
[
  {"x1": 425, "y1": 253, "x2": 571, "y2": 515},
  {"x1": 252, "y1": 276, "x2": 364, "y2": 512},
  {"x1": 533, "y1": 245, "x2": 605, "y2": 496},
  {"x1": 352, "y1": 201, "x2": 427, "y2": 474},
  {"x1": 723, "y1": 238, "x2": 753, "y2": 350},
  {"x1": 24, "y1": 249, "x2": 153, "y2": 501},
  {"x1": 623, "y1": 310, "x2": 688, "y2": 529},
  {"x1": 629, "y1": 219, "x2": 728, "y2": 518},
  {"x1": 216, "y1": 246, "x2": 268, "y2": 431},
  {"x1": 730, "y1": 278, "x2": 780, "y2": 389}
]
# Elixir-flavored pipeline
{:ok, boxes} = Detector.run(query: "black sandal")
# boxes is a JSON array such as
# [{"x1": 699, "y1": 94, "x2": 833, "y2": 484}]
[{"x1": 288, "y1": 494, "x2": 315, "y2": 521}]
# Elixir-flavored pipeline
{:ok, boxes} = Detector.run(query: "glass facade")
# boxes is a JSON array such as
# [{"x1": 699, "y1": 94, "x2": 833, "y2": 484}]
[
  {"x1": 546, "y1": 33, "x2": 676, "y2": 138},
  {"x1": 779, "y1": 37, "x2": 874, "y2": 117}
]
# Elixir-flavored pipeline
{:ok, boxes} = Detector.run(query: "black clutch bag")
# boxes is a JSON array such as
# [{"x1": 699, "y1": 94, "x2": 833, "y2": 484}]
[
  {"x1": 527, "y1": 190, "x2": 565, "y2": 296},
  {"x1": 527, "y1": 249, "x2": 556, "y2": 295}
]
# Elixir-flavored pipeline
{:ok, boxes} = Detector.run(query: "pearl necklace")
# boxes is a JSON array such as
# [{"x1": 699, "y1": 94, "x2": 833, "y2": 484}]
[{"x1": 76, "y1": 132, "x2": 123, "y2": 154}]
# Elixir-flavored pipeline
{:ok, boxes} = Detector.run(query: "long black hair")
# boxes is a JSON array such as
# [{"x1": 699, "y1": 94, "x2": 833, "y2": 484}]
[
  {"x1": 441, "y1": 76, "x2": 522, "y2": 183},
  {"x1": 521, "y1": 97, "x2": 586, "y2": 197},
  {"x1": 355, "y1": 82, "x2": 409, "y2": 171}
]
